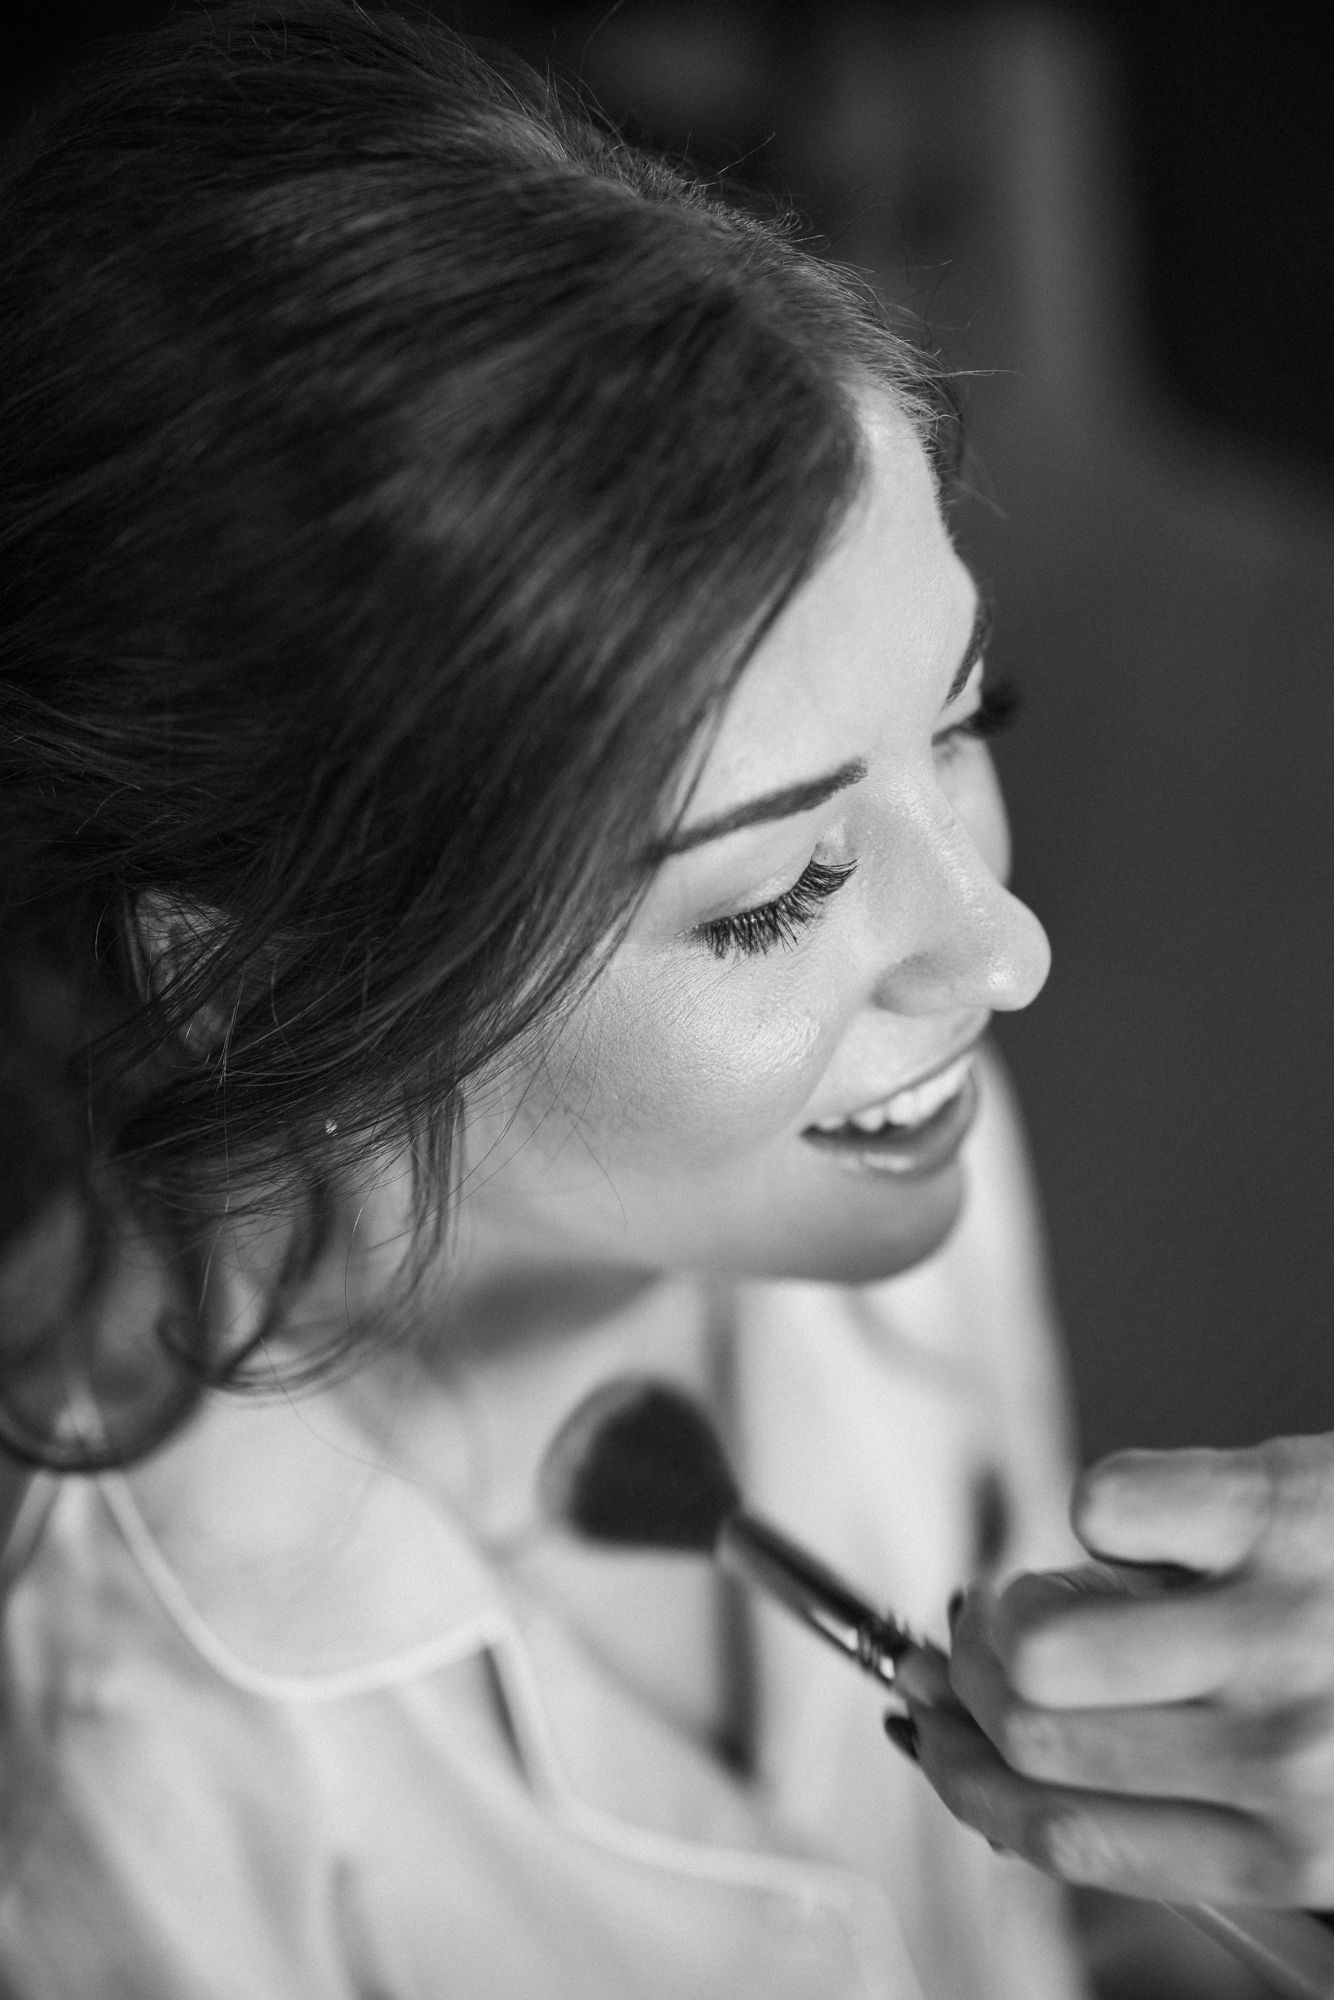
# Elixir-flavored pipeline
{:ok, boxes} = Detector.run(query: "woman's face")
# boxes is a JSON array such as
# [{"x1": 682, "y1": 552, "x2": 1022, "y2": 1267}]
[{"x1": 456, "y1": 405, "x2": 1050, "y2": 1287}]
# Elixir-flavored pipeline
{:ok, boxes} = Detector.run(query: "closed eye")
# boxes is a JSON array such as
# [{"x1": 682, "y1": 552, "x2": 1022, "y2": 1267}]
[
  {"x1": 933, "y1": 679, "x2": 1022, "y2": 761},
  {"x1": 693, "y1": 857, "x2": 857, "y2": 961}
]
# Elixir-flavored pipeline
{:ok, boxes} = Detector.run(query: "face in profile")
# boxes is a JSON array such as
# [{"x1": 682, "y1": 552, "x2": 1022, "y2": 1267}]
[{"x1": 453, "y1": 402, "x2": 1051, "y2": 1288}]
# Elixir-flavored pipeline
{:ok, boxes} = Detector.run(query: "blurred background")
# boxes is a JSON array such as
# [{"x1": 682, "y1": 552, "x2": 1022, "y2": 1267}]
[{"x1": 4, "y1": 1, "x2": 1333, "y2": 1461}]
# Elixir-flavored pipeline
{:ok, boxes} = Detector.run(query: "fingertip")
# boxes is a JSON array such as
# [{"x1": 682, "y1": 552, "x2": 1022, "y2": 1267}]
[
  {"x1": 1076, "y1": 1445, "x2": 1268, "y2": 1573},
  {"x1": 1071, "y1": 1451, "x2": 1152, "y2": 1551},
  {"x1": 896, "y1": 1640, "x2": 952, "y2": 1708},
  {"x1": 949, "y1": 1580, "x2": 999, "y2": 1651},
  {"x1": 946, "y1": 1584, "x2": 1008, "y2": 1702}
]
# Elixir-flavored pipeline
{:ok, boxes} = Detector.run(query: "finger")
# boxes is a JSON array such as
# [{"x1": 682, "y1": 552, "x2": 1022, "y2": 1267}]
[
  {"x1": 948, "y1": 1570, "x2": 1172, "y2": 1712},
  {"x1": 1074, "y1": 1447, "x2": 1272, "y2": 1574},
  {"x1": 948, "y1": 1682, "x2": 1334, "y2": 1817},
  {"x1": 947, "y1": 1585, "x2": 1018, "y2": 1727},
  {"x1": 988, "y1": 1571, "x2": 1252, "y2": 1708},
  {"x1": 995, "y1": 1565, "x2": 1334, "y2": 1711},
  {"x1": 908, "y1": 1699, "x2": 1302, "y2": 1904},
  {"x1": 894, "y1": 1638, "x2": 953, "y2": 1709},
  {"x1": 945, "y1": 1586, "x2": 1277, "y2": 1803}
]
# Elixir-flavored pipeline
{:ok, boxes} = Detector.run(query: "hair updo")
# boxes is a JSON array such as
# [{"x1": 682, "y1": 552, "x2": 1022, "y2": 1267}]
[{"x1": 0, "y1": 0, "x2": 955, "y2": 1469}]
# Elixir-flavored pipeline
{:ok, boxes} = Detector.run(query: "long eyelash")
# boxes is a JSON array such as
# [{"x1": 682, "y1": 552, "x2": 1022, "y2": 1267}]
[
  {"x1": 697, "y1": 857, "x2": 857, "y2": 961},
  {"x1": 953, "y1": 678, "x2": 1022, "y2": 741}
]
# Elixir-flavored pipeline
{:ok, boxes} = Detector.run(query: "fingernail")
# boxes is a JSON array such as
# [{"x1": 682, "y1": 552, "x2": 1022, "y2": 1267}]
[
  {"x1": 883, "y1": 1714, "x2": 920, "y2": 1763},
  {"x1": 947, "y1": 1589, "x2": 965, "y2": 1631}
]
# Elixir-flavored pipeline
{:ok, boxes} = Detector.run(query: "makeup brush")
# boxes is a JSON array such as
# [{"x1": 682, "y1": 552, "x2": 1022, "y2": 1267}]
[
  {"x1": 541, "y1": 1374, "x2": 1334, "y2": 2000},
  {"x1": 539, "y1": 1374, "x2": 913, "y2": 1693}
]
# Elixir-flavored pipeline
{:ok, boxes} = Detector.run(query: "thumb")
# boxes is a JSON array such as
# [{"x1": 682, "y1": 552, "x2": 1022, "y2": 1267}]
[{"x1": 1073, "y1": 1446, "x2": 1270, "y2": 1575}]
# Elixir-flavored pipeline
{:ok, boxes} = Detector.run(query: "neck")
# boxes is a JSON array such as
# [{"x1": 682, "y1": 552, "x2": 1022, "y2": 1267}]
[{"x1": 445, "y1": 1259, "x2": 664, "y2": 1361}]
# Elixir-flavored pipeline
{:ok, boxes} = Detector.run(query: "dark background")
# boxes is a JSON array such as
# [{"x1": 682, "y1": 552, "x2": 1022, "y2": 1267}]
[{"x1": 5, "y1": 0, "x2": 1334, "y2": 1468}]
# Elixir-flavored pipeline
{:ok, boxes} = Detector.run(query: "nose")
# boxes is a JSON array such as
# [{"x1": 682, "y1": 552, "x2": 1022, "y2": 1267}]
[{"x1": 869, "y1": 806, "x2": 1051, "y2": 1018}]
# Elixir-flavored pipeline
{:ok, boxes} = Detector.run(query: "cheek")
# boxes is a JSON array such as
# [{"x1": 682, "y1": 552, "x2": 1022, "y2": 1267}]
[{"x1": 543, "y1": 958, "x2": 836, "y2": 1170}]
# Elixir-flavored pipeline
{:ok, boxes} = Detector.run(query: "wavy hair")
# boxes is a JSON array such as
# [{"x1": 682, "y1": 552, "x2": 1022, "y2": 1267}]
[{"x1": 0, "y1": 0, "x2": 957, "y2": 1469}]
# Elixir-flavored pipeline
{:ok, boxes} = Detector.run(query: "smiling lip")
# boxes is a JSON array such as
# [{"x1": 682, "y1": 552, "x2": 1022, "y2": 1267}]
[{"x1": 800, "y1": 1053, "x2": 981, "y2": 1180}]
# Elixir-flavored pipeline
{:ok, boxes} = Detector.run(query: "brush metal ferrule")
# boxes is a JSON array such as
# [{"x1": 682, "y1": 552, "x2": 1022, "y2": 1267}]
[{"x1": 718, "y1": 1511, "x2": 911, "y2": 1689}]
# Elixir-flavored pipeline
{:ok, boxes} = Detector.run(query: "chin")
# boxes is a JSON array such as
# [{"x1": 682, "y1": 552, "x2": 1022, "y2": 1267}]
[{"x1": 701, "y1": 1158, "x2": 967, "y2": 1287}]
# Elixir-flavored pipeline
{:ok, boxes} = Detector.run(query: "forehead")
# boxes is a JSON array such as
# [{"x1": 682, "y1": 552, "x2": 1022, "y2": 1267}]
[{"x1": 686, "y1": 409, "x2": 972, "y2": 817}]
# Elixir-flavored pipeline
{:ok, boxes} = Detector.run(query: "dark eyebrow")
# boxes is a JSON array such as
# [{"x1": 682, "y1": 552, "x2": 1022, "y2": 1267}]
[
  {"x1": 655, "y1": 759, "x2": 868, "y2": 859},
  {"x1": 944, "y1": 593, "x2": 993, "y2": 707},
  {"x1": 654, "y1": 594, "x2": 991, "y2": 862}
]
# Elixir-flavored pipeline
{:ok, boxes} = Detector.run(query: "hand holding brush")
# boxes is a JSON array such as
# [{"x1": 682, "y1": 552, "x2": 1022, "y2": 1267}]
[{"x1": 541, "y1": 1375, "x2": 1334, "y2": 1999}]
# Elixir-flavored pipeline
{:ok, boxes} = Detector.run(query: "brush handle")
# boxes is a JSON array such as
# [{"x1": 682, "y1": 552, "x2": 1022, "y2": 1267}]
[{"x1": 717, "y1": 1510, "x2": 910, "y2": 1688}]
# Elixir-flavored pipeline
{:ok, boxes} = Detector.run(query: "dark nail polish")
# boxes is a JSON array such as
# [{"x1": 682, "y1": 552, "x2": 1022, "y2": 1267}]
[
  {"x1": 883, "y1": 1714, "x2": 920, "y2": 1763},
  {"x1": 947, "y1": 1589, "x2": 965, "y2": 1630}
]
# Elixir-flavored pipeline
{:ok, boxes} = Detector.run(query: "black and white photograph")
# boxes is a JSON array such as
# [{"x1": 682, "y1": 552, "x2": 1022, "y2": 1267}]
[{"x1": 2, "y1": 4, "x2": 1332, "y2": 1995}]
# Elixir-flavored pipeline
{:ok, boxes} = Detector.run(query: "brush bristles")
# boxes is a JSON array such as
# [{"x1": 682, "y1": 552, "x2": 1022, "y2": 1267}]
[{"x1": 539, "y1": 1377, "x2": 741, "y2": 1553}]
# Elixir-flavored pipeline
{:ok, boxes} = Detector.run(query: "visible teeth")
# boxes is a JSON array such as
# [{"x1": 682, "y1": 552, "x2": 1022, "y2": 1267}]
[
  {"x1": 882, "y1": 1055, "x2": 972, "y2": 1128},
  {"x1": 818, "y1": 1055, "x2": 972, "y2": 1137}
]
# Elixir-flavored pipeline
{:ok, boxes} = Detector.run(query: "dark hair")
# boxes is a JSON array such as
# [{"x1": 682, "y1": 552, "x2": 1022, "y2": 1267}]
[{"x1": 0, "y1": 0, "x2": 954, "y2": 1470}]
